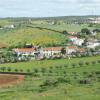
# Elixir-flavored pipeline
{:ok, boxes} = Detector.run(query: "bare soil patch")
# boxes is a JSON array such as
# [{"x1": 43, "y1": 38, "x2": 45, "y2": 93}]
[{"x1": 0, "y1": 74, "x2": 24, "y2": 87}]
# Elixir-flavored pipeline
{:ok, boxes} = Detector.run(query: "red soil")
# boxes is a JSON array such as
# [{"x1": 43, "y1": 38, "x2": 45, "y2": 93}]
[{"x1": 0, "y1": 74, "x2": 24, "y2": 86}]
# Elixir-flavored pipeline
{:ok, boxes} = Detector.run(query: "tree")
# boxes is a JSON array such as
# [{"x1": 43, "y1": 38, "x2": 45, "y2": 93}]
[
  {"x1": 85, "y1": 62, "x2": 90, "y2": 66},
  {"x1": 62, "y1": 30, "x2": 68, "y2": 35},
  {"x1": 7, "y1": 67, "x2": 11, "y2": 72},
  {"x1": 81, "y1": 28, "x2": 91, "y2": 35},
  {"x1": 27, "y1": 69, "x2": 30, "y2": 73},
  {"x1": 61, "y1": 48, "x2": 66, "y2": 55},
  {"x1": 0, "y1": 67, "x2": 6, "y2": 72},
  {"x1": 15, "y1": 69, "x2": 18, "y2": 72},
  {"x1": 41, "y1": 68, "x2": 46, "y2": 73},
  {"x1": 72, "y1": 63, "x2": 76, "y2": 68},
  {"x1": 97, "y1": 60, "x2": 100, "y2": 64},
  {"x1": 91, "y1": 61, "x2": 96, "y2": 65},
  {"x1": 79, "y1": 61, "x2": 84, "y2": 67}
]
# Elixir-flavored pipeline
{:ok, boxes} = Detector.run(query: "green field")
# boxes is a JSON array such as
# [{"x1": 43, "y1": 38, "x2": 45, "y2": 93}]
[
  {"x1": 0, "y1": 17, "x2": 100, "y2": 100},
  {"x1": 0, "y1": 56, "x2": 100, "y2": 100},
  {"x1": 0, "y1": 18, "x2": 96, "y2": 47}
]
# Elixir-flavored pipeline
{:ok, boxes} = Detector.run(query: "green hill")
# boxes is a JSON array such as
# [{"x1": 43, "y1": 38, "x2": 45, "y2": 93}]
[{"x1": 0, "y1": 26, "x2": 67, "y2": 47}]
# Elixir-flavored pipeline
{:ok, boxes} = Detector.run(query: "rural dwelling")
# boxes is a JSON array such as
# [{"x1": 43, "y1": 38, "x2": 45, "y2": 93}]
[
  {"x1": 87, "y1": 42, "x2": 100, "y2": 49},
  {"x1": 78, "y1": 48, "x2": 86, "y2": 55},
  {"x1": 73, "y1": 38, "x2": 84, "y2": 46},
  {"x1": 13, "y1": 48, "x2": 36, "y2": 56},
  {"x1": 4, "y1": 24, "x2": 15, "y2": 29},
  {"x1": 68, "y1": 36, "x2": 78, "y2": 42},
  {"x1": 68, "y1": 32, "x2": 77, "y2": 35},
  {"x1": 66, "y1": 46, "x2": 78, "y2": 55},
  {"x1": 86, "y1": 39, "x2": 100, "y2": 49},
  {"x1": 43, "y1": 47, "x2": 63, "y2": 58}
]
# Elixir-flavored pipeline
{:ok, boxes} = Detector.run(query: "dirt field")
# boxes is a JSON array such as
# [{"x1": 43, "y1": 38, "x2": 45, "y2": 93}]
[{"x1": 0, "y1": 74, "x2": 24, "y2": 86}]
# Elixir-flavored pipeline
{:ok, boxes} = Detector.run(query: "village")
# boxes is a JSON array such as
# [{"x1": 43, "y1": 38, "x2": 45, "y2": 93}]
[{"x1": 11, "y1": 30, "x2": 100, "y2": 61}]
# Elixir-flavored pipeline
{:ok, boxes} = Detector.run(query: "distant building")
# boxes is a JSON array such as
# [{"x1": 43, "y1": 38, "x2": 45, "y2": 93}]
[
  {"x1": 73, "y1": 39, "x2": 84, "y2": 46},
  {"x1": 68, "y1": 36, "x2": 84, "y2": 46},
  {"x1": 13, "y1": 48, "x2": 36, "y2": 56},
  {"x1": 68, "y1": 32, "x2": 77, "y2": 35},
  {"x1": 89, "y1": 17, "x2": 100, "y2": 24},
  {"x1": 68, "y1": 36, "x2": 78, "y2": 42},
  {"x1": 66, "y1": 46, "x2": 78, "y2": 55},
  {"x1": 4, "y1": 24, "x2": 15, "y2": 29},
  {"x1": 43, "y1": 47, "x2": 63, "y2": 58},
  {"x1": 86, "y1": 39, "x2": 100, "y2": 49}
]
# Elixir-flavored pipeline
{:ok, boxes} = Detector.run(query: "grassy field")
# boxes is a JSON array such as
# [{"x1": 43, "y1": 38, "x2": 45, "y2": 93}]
[
  {"x1": 0, "y1": 26, "x2": 67, "y2": 47},
  {"x1": 0, "y1": 56, "x2": 100, "y2": 100},
  {"x1": 0, "y1": 18, "x2": 96, "y2": 47},
  {"x1": 0, "y1": 18, "x2": 100, "y2": 100},
  {"x1": 0, "y1": 56, "x2": 100, "y2": 72}
]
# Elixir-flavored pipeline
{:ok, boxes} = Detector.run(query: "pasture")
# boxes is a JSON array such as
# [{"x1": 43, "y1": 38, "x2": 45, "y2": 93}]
[{"x1": 0, "y1": 56, "x2": 100, "y2": 100}]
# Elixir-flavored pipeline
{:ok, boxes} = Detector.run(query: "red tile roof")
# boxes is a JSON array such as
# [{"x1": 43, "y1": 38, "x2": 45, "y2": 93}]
[
  {"x1": 78, "y1": 48, "x2": 86, "y2": 52},
  {"x1": 67, "y1": 46, "x2": 78, "y2": 49},
  {"x1": 43, "y1": 47, "x2": 63, "y2": 51},
  {"x1": 69, "y1": 36, "x2": 77, "y2": 38},
  {"x1": 68, "y1": 32, "x2": 77, "y2": 35},
  {"x1": 13, "y1": 48, "x2": 36, "y2": 52}
]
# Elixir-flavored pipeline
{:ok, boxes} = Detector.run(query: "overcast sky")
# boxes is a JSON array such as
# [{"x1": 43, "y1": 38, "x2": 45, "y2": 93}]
[{"x1": 0, "y1": 0, "x2": 100, "y2": 17}]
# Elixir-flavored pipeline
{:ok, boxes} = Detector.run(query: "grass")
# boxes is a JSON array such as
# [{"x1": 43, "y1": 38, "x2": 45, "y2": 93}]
[
  {"x1": 0, "y1": 26, "x2": 67, "y2": 46},
  {"x1": 0, "y1": 56, "x2": 100, "y2": 100},
  {"x1": 0, "y1": 56, "x2": 100, "y2": 71}
]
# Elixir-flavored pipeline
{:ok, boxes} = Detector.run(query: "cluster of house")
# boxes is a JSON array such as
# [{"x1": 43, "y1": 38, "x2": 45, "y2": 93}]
[
  {"x1": 68, "y1": 36, "x2": 84, "y2": 46},
  {"x1": 13, "y1": 46, "x2": 85, "y2": 59},
  {"x1": 68, "y1": 32, "x2": 100, "y2": 49}
]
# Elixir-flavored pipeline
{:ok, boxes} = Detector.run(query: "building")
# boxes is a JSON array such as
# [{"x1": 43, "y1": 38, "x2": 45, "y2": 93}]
[
  {"x1": 4, "y1": 24, "x2": 15, "y2": 29},
  {"x1": 68, "y1": 32, "x2": 77, "y2": 35},
  {"x1": 13, "y1": 48, "x2": 36, "y2": 56},
  {"x1": 73, "y1": 39, "x2": 84, "y2": 46},
  {"x1": 66, "y1": 46, "x2": 78, "y2": 55},
  {"x1": 68, "y1": 36, "x2": 84, "y2": 46},
  {"x1": 68, "y1": 36, "x2": 78, "y2": 42},
  {"x1": 43, "y1": 47, "x2": 63, "y2": 58},
  {"x1": 86, "y1": 39, "x2": 100, "y2": 49}
]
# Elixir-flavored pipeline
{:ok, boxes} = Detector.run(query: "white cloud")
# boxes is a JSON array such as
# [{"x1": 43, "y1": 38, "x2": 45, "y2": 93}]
[{"x1": 0, "y1": 0, "x2": 100, "y2": 17}]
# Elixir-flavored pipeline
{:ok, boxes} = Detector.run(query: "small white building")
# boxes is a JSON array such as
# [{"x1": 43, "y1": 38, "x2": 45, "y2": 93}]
[
  {"x1": 68, "y1": 36, "x2": 78, "y2": 42},
  {"x1": 73, "y1": 39, "x2": 84, "y2": 46},
  {"x1": 68, "y1": 36, "x2": 84, "y2": 46},
  {"x1": 87, "y1": 42, "x2": 100, "y2": 49},
  {"x1": 4, "y1": 24, "x2": 15, "y2": 29},
  {"x1": 66, "y1": 46, "x2": 78, "y2": 55}
]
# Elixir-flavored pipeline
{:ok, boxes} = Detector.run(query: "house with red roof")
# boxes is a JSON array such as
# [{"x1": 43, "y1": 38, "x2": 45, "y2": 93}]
[
  {"x1": 68, "y1": 32, "x2": 77, "y2": 35},
  {"x1": 13, "y1": 48, "x2": 36, "y2": 56},
  {"x1": 43, "y1": 47, "x2": 63, "y2": 58}
]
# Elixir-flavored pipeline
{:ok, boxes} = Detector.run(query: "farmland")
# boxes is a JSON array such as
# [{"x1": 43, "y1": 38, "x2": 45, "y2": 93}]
[
  {"x1": 0, "y1": 17, "x2": 98, "y2": 47},
  {"x1": 0, "y1": 56, "x2": 100, "y2": 100},
  {"x1": 0, "y1": 17, "x2": 100, "y2": 100}
]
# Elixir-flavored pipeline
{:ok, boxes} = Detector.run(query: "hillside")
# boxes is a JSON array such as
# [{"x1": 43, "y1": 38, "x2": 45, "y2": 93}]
[{"x1": 0, "y1": 26, "x2": 67, "y2": 47}]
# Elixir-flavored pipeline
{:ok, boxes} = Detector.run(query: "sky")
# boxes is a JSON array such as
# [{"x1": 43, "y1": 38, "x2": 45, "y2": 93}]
[{"x1": 0, "y1": 0, "x2": 100, "y2": 17}]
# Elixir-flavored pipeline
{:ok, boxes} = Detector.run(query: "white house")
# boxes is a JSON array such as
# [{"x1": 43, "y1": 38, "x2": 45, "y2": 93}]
[
  {"x1": 87, "y1": 42, "x2": 100, "y2": 49},
  {"x1": 66, "y1": 46, "x2": 78, "y2": 55},
  {"x1": 73, "y1": 39, "x2": 84, "y2": 46},
  {"x1": 86, "y1": 39, "x2": 100, "y2": 49},
  {"x1": 68, "y1": 36, "x2": 78, "y2": 42},
  {"x1": 68, "y1": 36, "x2": 84, "y2": 46},
  {"x1": 4, "y1": 24, "x2": 15, "y2": 29},
  {"x1": 43, "y1": 47, "x2": 63, "y2": 58}
]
